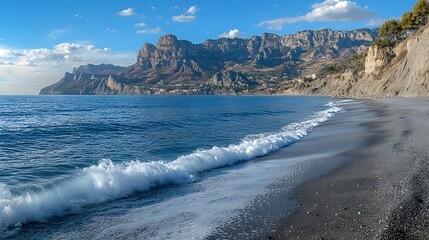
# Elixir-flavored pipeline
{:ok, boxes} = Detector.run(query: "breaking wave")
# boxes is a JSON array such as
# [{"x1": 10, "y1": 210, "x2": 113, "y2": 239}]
[{"x1": 0, "y1": 102, "x2": 343, "y2": 228}]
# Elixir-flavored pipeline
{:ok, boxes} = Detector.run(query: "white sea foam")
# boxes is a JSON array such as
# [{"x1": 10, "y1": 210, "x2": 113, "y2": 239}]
[{"x1": 0, "y1": 102, "x2": 343, "y2": 229}]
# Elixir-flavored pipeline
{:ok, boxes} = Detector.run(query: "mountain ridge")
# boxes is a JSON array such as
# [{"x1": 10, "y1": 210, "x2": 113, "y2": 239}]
[{"x1": 40, "y1": 28, "x2": 378, "y2": 95}]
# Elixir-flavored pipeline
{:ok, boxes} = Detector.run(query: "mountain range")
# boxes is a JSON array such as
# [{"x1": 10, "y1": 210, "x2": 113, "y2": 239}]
[{"x1": 40, "y1": 28, "x2": 378, "y2": 95}]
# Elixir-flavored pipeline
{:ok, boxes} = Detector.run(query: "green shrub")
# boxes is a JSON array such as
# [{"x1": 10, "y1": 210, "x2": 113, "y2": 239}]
[
  {"x1": 379, "y1": 19, "x2": 402, "y2": 40},
  {"x1": 373, "y1": 38, "x2": 393, "y2": 47},
  {"x1": 346, "y1": 53, "x2": 366, "y2": 68}
]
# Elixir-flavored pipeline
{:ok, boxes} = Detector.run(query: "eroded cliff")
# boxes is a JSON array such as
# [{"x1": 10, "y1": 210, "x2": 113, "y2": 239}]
[{"x1": 285, "y1": 26, "x2": 429, "y2": 98}]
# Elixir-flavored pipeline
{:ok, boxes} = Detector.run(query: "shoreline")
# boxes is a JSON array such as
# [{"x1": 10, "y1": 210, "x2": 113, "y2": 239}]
[
  {"x1": 5, "y1": 97, "x2": 429, "y2": 239},
  {"x1": 206, "y1": 99, "x2": 377, "y2": 239},
  {"x1": 271, "y1": 97, "x2": 429, "y2": 239},
  {"x1": 1, "y1": 96, "x2": 353, "y2": 240}
]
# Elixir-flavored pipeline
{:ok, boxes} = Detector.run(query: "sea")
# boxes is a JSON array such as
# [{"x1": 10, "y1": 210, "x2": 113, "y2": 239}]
[{"x1": 0, "y1": 95, "x2": 374, "y2": 239}]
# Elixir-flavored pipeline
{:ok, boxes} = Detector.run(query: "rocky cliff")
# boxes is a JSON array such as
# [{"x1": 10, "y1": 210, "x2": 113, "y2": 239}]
[
  {"x1": 285, "y1": 26, "x2": 429, "y2": 98},
  {"x1": 40, "y1": 28, "x2": 377, "y2": 95}
]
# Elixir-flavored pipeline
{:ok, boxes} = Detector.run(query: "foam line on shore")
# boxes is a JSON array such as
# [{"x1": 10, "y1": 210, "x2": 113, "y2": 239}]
[{"x1": 0, "y1": 102, "x2": 344, "y2": 229}]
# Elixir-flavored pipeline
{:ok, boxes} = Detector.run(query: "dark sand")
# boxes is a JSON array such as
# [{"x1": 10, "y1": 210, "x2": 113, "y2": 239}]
[
  {"x1": 207, "y1": 100, "x2": 376, "y2": 239},
  {"x1": 272, "y1": 98, "x2": 429, "y2": 239}
]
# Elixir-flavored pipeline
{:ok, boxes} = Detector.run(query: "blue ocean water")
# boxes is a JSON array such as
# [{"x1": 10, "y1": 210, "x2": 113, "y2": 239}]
[{"x1": 0, "y1": 95, "x2": 346, "y2": 238}]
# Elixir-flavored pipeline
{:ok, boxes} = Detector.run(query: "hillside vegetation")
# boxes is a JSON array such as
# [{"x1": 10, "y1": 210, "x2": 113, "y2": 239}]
[{"x1": 284, "y1": 0, "x2": 429, "y2": 98}]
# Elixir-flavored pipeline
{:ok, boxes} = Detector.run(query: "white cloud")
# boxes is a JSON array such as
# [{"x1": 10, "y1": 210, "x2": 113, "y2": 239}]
[
  {"x1": 173, "y1": 6, "x2": 199, "y2": 22},
  {"x1": 136, "y1": 27, "x2": 162, "y2": 34},
  {"x1": 258, "y1": 0, "x2": 377, "y2": 30},
  {"x1": 367, "y1": 18, "x2": 384, "y2": 26},
  {"x1": 0, "y1": 43, "x2": 132, "y2": 67},
  {"x1": 0, "y1": 61, "x2": 13, "y2": 65},
  {"x1": 187, "y1": 5, "x2": 199, "y2": 15},
  {"x1": 48, "y1": 28, "x2": 69, "y2": 40},
  {"x1": 172, "y1": 14, "x2": 196, "y2": 22},
  {"x1": 0, "y1": 49, "x2": 16, "y2": 58},
  {"x1": 55, "y1": 43, "x2": 86, "y2": 54},
  {"x1": 0, "y1": 44, "x2": 135, "y2": 94},
  {"x1": 117, "y1": 8, "x2": 137, "y2": 16},
  {"x1": 0, "y1": 43, "x2": 112, "y2": 67},
  {"x1": 219, "y1": 29, "x2": 242, "y2": 39},
  {"x1": 134, "y1": 22, "x2": 147, "y2": 27}
]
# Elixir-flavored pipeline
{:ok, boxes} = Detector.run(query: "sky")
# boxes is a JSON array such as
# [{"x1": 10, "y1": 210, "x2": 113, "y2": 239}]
[{"x1": 0, "y1": 0, "x2": 416, "y2": 94}]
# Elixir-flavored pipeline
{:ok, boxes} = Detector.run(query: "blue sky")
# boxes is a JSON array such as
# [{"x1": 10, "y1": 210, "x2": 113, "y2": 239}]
[{"x1": 0, "y1": 0, "x2": 416, "y2": 94}]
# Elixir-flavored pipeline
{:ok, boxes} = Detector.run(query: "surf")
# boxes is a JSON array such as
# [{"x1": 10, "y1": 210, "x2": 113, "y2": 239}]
[{"x1": 0, "y1": 102, "x2": 342, "y2": 229}]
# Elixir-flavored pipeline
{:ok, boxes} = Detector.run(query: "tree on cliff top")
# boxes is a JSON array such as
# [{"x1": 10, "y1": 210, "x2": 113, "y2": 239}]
[
  {"x1": 401, "y1": 12, "x2": 419, "y2": 32},
  {"x1": 379, "y1": 19, "x2": 402, "y2": 41},
  {"x1": 374, "y1": 0, "x2": 429, "y2": 46},
  {"x1": 413, "y1": 0, "x2": 429, "y2": 26}
]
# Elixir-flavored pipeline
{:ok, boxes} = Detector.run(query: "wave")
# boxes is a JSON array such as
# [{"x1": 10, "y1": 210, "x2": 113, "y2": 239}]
[{"x1": 0, "y1": 102, "x2": 343, "y2": 229}]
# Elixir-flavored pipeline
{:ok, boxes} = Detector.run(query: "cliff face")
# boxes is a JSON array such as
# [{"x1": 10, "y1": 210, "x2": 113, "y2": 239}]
[
  {"x1": 374, "y1": 30, "x2": 429, "y2": 97},
  {"x1": 364, "y1": 46, "x2": 395, "y2": 75},
  {"x1": 40, "y1": 28, "x2": 377, "y2": 95},
  {"x1": 285, "y1": 26, "x2": 429, "y2": 98}
]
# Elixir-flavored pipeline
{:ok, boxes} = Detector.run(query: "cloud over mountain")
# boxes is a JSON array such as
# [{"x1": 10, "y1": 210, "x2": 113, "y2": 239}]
[
  {"x1": 219, "y1": 29, "x2": 242, "y2": 38},
  {"x1": 258, "y1": 0, "x2": 377, "y2": 30}
]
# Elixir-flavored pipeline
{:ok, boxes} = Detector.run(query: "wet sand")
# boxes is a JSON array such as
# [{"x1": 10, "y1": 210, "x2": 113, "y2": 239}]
[
  {"x1": 207, "y1": 100, "x2": 377, "y2": 239},
  {"x1": 272, "y1": 98, "x2": 429, "y2": 239}
]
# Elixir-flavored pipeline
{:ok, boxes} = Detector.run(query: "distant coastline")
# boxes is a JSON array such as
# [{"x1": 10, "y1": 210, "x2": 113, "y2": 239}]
[
  {"x1": 40, "y1": 24, "x2": 429, "y2": 99},
  {"x1": 39, "y1": 28, "x2": 377, "y2": 96}
]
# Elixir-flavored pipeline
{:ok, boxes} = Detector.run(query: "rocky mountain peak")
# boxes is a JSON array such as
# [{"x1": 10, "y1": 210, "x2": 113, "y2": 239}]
[
  {"x1": 154, "y1": 34, "x2": 195, "y2": 56},
  {"x1": 72, "y1": 64, "x2": 125, "y2": 75},
  {"x1": 137, "y1": 43, "x2": 156, "y2": 59},
  {"x1": 261, "y1": 32, "x2": 279, "y2": 40},
  {"x1": 40, "y1": 28, "x2": 378, "y2": 95},
  {"x1": 157, "y1": 34, "x2": 179, "y2": 47}
]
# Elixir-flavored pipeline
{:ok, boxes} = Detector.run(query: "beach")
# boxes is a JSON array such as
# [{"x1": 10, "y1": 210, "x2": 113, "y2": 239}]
[
  {"x1": 2, "y1": 96, "x2": 429, "y2": 239},
  {"x1": 271, "y1": 97, "x2": 429, "y2": 239}
]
